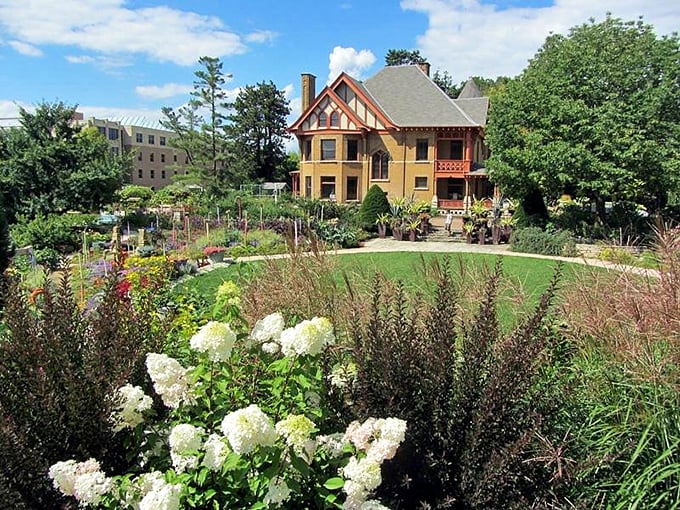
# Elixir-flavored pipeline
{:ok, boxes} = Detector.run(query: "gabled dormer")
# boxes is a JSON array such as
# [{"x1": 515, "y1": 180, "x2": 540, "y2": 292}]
[{"x1": 289, "y1": 72, "x2": 396, "y2": 135}]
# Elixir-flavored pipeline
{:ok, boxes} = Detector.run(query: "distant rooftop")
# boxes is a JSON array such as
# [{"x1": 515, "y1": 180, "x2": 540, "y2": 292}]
[{"x1": 109, "y1": 117, "x2": 166, "y2": 130}]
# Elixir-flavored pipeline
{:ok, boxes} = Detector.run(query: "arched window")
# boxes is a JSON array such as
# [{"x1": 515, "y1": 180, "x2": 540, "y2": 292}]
[
  {"x1": 318, "y1": 112, "x2": 327, "y2": 127},
  {"x1": 330, "y1": 111, "x2": 339, "y2": 127},
  {"x1": 371, "y1": 150, "x2": 389, "y2": 180}
]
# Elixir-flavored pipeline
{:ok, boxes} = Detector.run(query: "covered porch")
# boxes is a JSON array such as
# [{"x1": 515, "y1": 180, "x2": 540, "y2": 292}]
[{"x1": 435, "y1": 170, "x2": 496, "y2": 212}]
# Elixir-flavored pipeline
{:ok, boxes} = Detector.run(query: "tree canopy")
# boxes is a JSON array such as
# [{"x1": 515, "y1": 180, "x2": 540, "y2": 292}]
[
  {"x1": 385, "y1": 49, "x2": 427, "y2": 66},
  {"x1": 486, "y1": 16, "x2": 680, "y2": 222},
  {"x1": 229, "y1": 81, "x2": 291, "y2": 182},
  {"x1": 0, "y1": 102, "x2": 128, "y2": 222}
]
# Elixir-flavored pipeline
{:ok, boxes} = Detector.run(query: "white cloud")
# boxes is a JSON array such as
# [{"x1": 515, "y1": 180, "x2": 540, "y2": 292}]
[
  {"x1": 0, "y1": 0, "x2": 264, "y2": 66},
  {"x1": 401, "y1": 0, "x2": 680, "y2": 83},
  {"x1": 135, "y1": 83, "x2": 194, "y2": 100},
  {"x1": 327, "y1": 46, "x2": 376, "y2": 84},
  {"x1": 8, "y1": 40, "x2": 43, "y2": 57},
  {"x1": 245, "y1": 30, "x2": 277, "y2": 44},
  {"x1": 65, "y1": 55, "x2": 95, "y2": 64}
]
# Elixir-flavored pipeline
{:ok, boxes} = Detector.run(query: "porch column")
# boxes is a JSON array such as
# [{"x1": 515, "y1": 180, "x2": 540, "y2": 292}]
[{"x1": 465, "y1": 130, "x2": 473, "y2": 161}]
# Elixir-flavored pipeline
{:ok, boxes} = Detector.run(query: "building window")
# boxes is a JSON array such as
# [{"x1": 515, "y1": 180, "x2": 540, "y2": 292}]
[
  {"x1": 416, "y1": 139, "x2": 428, "y2": 160},
  {"x1": 108, "y1": 128, "x2": 119, "y2": 140},
  {"x1": 160, "y1": 136, "x2": 166, "y2": 146},
  {"x1": 97, "y1": 126, "x2": 106, "y2": 136},
  {"x1": 148, "y1": 134, "x2": 155, "y2": 144},
  {"x1": 137, "y1": 152, "x2": 142, "y2": 161},
  {"x1": 305, "y1": 176, "x2": 312, "y2": 197},
  {"x1": 321, "y1": 139, "x2": 336, "y2": 160},
  {"x1": 346, "y1": 139, "x2": 358, "y2": 161},
  {"x1": 330, "y1": 111, "x2": 339, "y2": 127},
  {"x1": 161, "y1": 170, "x2": 166, "y2": 179},
  {"x1": 138, "y1": 169, "x2": 143, "y2": 178},
  {"x1": 318, "y1": 112, "x2": 327, "y2": 128},
  {"x1": 150, "y1": 153, "x2": 154, "y2": 162},
  {"x1": 304, "y1": 140, "x2": 312, "y2": 160},
  {"x1": 320, "y1": 176, "x2": 336, "y2": 199},
  {"x1": 185, "y1": 156, "x2": 189, "y2": 164},
  {"x1": 371, "y1": 151, "x2": 389, "y2": 180},
  {"x1": 451, "y1": 140, "x2": 463, "y2": 160},
  {"x1": 136, "y1": 133, "x2": 143, "y2": 143},
  {"x1": 173, "y1": 154, "x2": 177, "y2": 162},
  {"x1": 346, "y1": 176, "x2": 358, "y2": 201},
  {"x1": 415, "y1": 176, "x2": 428, "y2": 189},
  {"x1": 161, "y1": 154, "x2": 165, "y2": 163},
  {"x1": 150, "y1": 169, "x2": 155, "y2": 179}
]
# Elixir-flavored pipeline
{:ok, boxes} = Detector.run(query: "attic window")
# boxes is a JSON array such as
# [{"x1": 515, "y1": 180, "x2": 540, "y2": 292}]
[
  {"x1": 318, "y1": 112, "x2": 327, "y2": 128},
  {"x1": 330, "y1": 111, "x2": 339, "y2": 127}
]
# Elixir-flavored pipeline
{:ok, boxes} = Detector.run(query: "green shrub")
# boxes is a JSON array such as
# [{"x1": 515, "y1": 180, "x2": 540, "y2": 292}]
[
  {"x1": 0, "y1": 272, "x2": 169, "y2": 508},
  {"x1": 511, "y1": 226, "x2": 578, "y2": 256},
  {"x1": 0, "y1": 202, "x2": 11, "y2": 275},
  {"x1": 346, "y1": 259, "x2": 565, "y2": 509},
  {"x1": 358, "y1": 184, "x2": 390, "y2": 231}
]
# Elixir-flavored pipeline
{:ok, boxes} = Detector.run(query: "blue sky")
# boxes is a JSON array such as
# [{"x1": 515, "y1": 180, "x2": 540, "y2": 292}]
[{"x1": 0, "y1": 0, "x2": 678, "y2": 130}]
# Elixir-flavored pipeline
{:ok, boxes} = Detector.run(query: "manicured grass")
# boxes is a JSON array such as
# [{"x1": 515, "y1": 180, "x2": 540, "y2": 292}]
[{"x1": 174, "y1": 251, "x2": 584, "y2": 308}]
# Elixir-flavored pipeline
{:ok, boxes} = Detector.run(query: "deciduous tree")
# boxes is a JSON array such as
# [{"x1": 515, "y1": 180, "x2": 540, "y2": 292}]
[{"x1": 486, "y1": 16, "x2": 680, "y2": 223}]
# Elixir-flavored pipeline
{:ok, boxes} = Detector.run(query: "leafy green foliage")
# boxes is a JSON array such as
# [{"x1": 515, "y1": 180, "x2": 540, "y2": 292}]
[
  {"x1": 358, "y1": 185, "x2": 390, "y2": 230},
  {"x1": 486, "y1": 16, "x2": 680, "y2": 223},
  {"x1": 384, "y1": 49, "x2": 427, "y2": 65},
  {"x1": 0, "y1": 102, "x2": 127, "y2": 222},
  {"x1": 229, "y1": 81, "x2": 291, "y2": 182},
  {"x1": 0, "y1": 272, "x2": 168, "y2": 509},
  {"x1": 510, "y1": 226, "x2": 578, "y2": 256}
]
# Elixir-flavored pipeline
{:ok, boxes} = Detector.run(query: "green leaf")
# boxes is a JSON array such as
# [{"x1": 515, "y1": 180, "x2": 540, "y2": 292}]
[{"x1": 323, "y1": 477, "x2": 345, "y2": 490}]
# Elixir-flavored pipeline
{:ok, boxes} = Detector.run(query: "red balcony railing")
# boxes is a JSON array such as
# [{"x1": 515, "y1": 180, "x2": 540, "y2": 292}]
[{"x1": 435, "y1": 160, "x2": 471, "y2": 174}]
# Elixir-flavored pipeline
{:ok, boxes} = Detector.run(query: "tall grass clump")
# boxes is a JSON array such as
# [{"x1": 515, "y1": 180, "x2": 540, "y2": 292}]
[
  {"x1": 560, "y1": 225, "x2": 680, "y2": 508},
  {"x1": 345, "y1": 258, "x2": 567, "y2": 509},
  {"x1": 0, "y1": 271, "x2": 168, "y2": 509}
]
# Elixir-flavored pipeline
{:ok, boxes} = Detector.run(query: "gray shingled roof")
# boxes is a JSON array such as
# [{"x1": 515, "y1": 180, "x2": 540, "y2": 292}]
[
  {"x1": 453, "y1": 97, "x2": 489, "y2": 125},
  {"x1": 362, "y1": 65, "x2": 484, "y2": 128},
  {"x1": 457, "y1": 79, "x2": 484, "y2": 99}
]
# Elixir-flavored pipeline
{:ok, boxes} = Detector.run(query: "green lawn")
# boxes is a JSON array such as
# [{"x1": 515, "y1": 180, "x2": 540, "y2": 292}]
[{"x1": 174, "y1": 251, "x2": 584, "y2": 308}]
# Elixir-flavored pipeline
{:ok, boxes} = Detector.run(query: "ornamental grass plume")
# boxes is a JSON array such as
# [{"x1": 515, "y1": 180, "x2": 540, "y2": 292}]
[{"x1": 189, "y1": 320, "x2": 237, "y2": 361}]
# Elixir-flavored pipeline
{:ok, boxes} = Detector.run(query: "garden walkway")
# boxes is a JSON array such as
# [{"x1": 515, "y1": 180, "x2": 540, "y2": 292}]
[{"x1": 204, "y1": 238, "x2": 660, "y2": 279}]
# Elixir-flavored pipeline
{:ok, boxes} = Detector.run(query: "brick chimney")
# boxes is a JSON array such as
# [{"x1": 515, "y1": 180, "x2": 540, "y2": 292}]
[
  {"x1": 418, "y1": 62, "x2": 431, "y2": 77},
  {"x1": 301, "y1": 73, "x2": 316, "y2": 113}
]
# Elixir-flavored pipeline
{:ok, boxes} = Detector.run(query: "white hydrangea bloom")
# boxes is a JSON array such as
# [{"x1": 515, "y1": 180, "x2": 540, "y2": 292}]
[
  {"x1": 316, "y1": 433, "x2": 347, "y2": 458},
  {"x1": 110, "y1": 384, "x2": 153, "y2": 432},
  {"x1": 189, "y1": 321, "x2": 237, "y2": 362},
  {"x1": 342, "y1": 479, "x2": 369, "y2": 510},
  {"x1": 145, "y1": 353, "x2": 193, "y2": 409},
  {"x1": 202, "y1": 433, "x2": 230, "y2": 471},
  {"x1": 360, "y1": 500, "x2": 390, "y2": 510},
  {"x1": 263, "y1": 476, "x2": 291, "y2": 507},
  {"x1": 366, "y1": 418, "x2": 407, "y2": 461},
  {"x1": 275, "y1": 414, "x2": 316, "y2": 455},
  {"x1": 279, "y1": 316, "x2": 335, "y2": 357},
  {"x1": 343, "y1": 456, "x2": 382, "y2": 492},
  {"x1": 138, "y1": 474, "x2": 182, "y2": 510},
  {"x1": 48, "y1": 458, "x2": 112, "y2": 505},
  {"x1": 169, "y1": 423, "x2": 204, "y2": 473},
  {"x1": 48, "y1": 459, "x2": 78, "y2": 496},
  {"x1": 262, "y1": 341, "x2": 281, "y2": 354},
  {"x1": 343, "y1": 418, "x2": 377, "y2": 450},
  {"x1": 73, "y1": 470, "x2": 112, "y2": 506},
  {"x1": 220, "y1": 404, "x2": 277, "y2": 455},
  {"x1": 251, "y1": 312, "x2": 285, "y2": 343}
]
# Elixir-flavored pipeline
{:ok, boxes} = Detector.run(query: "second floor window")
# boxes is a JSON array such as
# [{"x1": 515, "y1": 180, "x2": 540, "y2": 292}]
[
  {"x1": 150, "y1": 153, "x2": 154, "y2": 162},
  {"x1": 160, "y1": 136, "x2": 166, "y2": 146},
  {"x1": 347, "y1": 139, "x2": 358, "y2": 161},
  {"x1": 108, "y1": 128, "x2": 119, "y2": 140},
  {"x1": 371, "y1": 151, "x2": 389, "y2": 180},
  {"x1": 321, "y1": 139, "x2": 336, "y2": 160},
  {"x1": 416, "y1": 138, "x2": 428, "y2": 160},
  {"x1": 161, "y1": 154, "x2": 165, "y2": 163},
  {"x1": 136, "y1": 133, "x2": 143, "y2": 143},
  {"x1": 148, "y1": 134, "x2": 155, "y2": 144}
]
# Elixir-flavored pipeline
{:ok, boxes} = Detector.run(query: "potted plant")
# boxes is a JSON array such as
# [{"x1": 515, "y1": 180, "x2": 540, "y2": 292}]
[
  {"x1": 407, "y1": 219, "x2": 421, "y2": 242},
  {"x1": 375, "y1": 213, "x2": 390, "y2": 238},
  {"x1": 391, "y1": 218, "x2": 404, "y2": 241},
  {"x1": 463, "y1": 221, "x2": 475, "y2": 244},
  {"x1": 203, "y1": 245, "x2": 226, "y2": 263}
]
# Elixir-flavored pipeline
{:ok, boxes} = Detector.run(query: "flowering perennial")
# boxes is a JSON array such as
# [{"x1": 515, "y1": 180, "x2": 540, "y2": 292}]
[
  {"x1": 189, "y1": 320, "x2": 237, "y2": 361},
  {"x1": 251, "y1": 312, "x2": 285, "y2": 343},
  {"x1": 49, "y1": 458, "x2": 112, "y2": 506},
  {"x1": 110, "y1": 383, "x2": 153, "y2": 432},
  {"x1": 220, "y1": 404, "x2": 277, "y2": 455},
  {"x1": 202, "y1": 433, "x2": 230, "y2": 471},
  {"x1": 145, "y1": 353, "x2": 193, "y2": 408},
  {"x1": 276, "y1": 414, "x2": 316, "y2": 459},
  {"x1": 169, "y1": 423, "x2": 204, "y2": 473},
  {"x1": 279, "y1": 316, "x2": 335, "y2": 357}
]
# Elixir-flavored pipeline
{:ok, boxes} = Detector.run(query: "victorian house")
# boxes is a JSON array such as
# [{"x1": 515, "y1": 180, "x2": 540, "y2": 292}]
[{"x1": 288, "y1": 63, "x2": 493, "y2": 212}]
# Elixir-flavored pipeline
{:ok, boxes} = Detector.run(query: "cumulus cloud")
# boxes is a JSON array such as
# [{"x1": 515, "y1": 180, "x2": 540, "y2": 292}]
[
  {"x1": 327, "y1": 46, "x2": 376, "y2": 84},
  {"x1": 245, "y1": 30, "x2": 277, "y2": 44},
  {"x1": 8, "y1": 40, "x2": 43, "y2": 57},
  {"x1": 401, "y1": 0, "x2": 680, "y2": 83},
  {"x1": 135, "y1": 83, "x2": 194, "y2": 100},
  {"x1": 0, "y1": 0, "x2": 262, "y2": 66}
]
